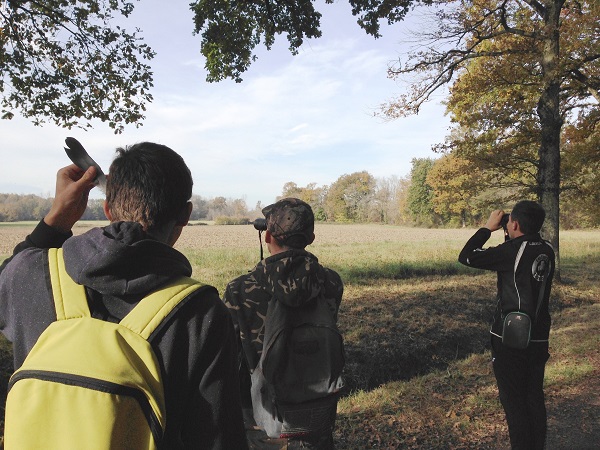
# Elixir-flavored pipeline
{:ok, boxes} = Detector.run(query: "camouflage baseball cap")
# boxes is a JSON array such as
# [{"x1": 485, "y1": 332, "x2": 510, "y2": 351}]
[{"x1": 262, "y1": 198, "x2": 314, "y2": 248}]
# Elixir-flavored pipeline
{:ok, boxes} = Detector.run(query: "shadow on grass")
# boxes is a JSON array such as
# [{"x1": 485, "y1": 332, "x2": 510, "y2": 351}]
[
  {"x1": 338, "y1": 252, "x2": 600, "y2": 395},
  {"x1": 546, "y1": 366, "x2": 600, "y2": 450},
  {"x1": 338, "y1": 273, "x2": 496, "y2": 394},
  {"x1": 335, "y1": 302, "x2": 600, "y2": 449},
  {"x1": 335, "y1": 260, "x2": 472, "y2": 284}
]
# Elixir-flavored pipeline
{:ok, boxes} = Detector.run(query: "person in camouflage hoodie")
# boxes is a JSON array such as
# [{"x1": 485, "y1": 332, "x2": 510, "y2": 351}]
[{"x1": 223, "y1": 198, "x2": 344, "y2": 450}]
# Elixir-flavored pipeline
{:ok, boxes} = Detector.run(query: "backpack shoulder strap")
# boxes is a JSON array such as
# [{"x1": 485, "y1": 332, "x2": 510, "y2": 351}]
[
  {"x1": 120, "y1": 277, "x2": 207, "y2": 340},
  {"x1": 49, "y1": 247, "x2": 207, "y2": 337},
  {"x1": 533, "y1": 254, "x2": 553, "y2": 323},
  {"x1": 47, "y1": 248, "x2": 90, "y2": 320}
]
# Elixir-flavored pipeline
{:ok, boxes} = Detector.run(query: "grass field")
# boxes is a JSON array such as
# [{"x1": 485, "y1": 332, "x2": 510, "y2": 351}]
[{"x1": 0, "y1": 222, "x2": 598, "y2": 448}]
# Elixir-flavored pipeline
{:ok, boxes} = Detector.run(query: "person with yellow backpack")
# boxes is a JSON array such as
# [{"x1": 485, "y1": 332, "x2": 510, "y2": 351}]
[{"x1": 0, "y1": 142, "x2": 248, "y2": 449}]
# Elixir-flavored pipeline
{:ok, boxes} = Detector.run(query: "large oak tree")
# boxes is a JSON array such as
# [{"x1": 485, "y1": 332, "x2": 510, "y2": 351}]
[{"x1": 388, "y1": 0, "x2": 599, "y2": 274}]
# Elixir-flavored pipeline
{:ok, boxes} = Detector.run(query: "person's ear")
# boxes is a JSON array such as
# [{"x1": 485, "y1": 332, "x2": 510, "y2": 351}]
[
  {"x1": 103, "y1": 201, "x2": 113, "y2": 221},
  {"x1": 265, "y1": 230, "x2": 273, "y2": 244},
  {"x1": 175, "y1": 202, "x2": 193, "y2": 226},
  {"x1": 306, "y1": 233, "x2": 315, "y2": 246}
]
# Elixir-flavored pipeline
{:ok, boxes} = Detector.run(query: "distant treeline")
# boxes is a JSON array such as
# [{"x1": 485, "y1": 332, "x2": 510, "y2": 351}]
[
  {"x1": 1, "y1": 158, "x2": 597, "y2": 229},
  {"x1": 0, "y1": 193, "x2": 253, "y2": 223}
]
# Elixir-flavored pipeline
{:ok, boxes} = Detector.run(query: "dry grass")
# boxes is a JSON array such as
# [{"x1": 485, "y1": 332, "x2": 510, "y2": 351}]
[{"x1": 0, "y1": 222, "x2": 599, "y2": 448}]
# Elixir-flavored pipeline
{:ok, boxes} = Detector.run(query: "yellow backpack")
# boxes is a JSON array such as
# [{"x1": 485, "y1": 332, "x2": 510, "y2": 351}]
[{"x1": 4, "y1": 248, "x2": 205, "y2": 449}]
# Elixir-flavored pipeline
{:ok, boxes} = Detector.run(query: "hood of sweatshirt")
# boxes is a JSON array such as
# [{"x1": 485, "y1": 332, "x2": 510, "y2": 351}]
[
  {"x1": 62, "y1": 221, "x2": 192, "y2": 297},
  {"x1": 252, "y1": 249, "x2": 326, "y2": 308}
]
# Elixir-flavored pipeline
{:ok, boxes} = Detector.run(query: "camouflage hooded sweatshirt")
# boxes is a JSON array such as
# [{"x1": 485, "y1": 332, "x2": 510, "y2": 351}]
[{"x1": 223, "y1": 248, "x2": 343, "y2": 372}]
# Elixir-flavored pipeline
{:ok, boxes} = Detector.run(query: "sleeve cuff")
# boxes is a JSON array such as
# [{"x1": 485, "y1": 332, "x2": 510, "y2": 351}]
[{"x1": 29, "y1": 220, "x2": 73, "y2": 248}]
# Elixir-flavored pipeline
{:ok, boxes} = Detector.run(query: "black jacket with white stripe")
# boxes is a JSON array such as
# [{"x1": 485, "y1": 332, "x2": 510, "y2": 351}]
[{"x1": 459, "y1": 228, "x2": 555, "y2": 342}]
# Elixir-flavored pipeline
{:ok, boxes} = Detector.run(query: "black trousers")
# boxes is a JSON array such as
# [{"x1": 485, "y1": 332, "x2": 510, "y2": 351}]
[{"x1": 491, "y1": 337, "x2": 550, "y2": 450}]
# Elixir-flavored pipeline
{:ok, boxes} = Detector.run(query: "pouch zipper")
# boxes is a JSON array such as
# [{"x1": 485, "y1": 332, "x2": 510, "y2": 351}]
[{"x1": 9, "y1": 369, "x2": 163, "y2": 443}]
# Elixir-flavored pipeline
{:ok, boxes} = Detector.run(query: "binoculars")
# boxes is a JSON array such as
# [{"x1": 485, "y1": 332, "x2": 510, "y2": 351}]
[
  {"x1": 500, "y1": 213, "x2": 510, "y2": 242},
  {"x1": 253, "y1": 218, "x2": 267, "y2": 231}
]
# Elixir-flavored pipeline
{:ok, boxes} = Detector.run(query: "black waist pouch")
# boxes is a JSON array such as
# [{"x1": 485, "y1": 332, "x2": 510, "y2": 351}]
[{"x1": 502, "y1": 312, "x2": 531, "y2": 349}]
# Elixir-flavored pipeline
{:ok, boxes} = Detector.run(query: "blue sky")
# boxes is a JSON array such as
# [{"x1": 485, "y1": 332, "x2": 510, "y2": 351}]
[{"x1": 0, "y1": 1, "x2": 451, "y2": 208}]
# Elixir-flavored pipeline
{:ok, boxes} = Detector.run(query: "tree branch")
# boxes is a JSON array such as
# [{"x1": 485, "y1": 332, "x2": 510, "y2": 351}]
[
  {"x1": 498, "y1": 0, "x2": 538, "y2": 38},
  {"x1": 520, "y1": 0, "x2": 546, "y2": 16},
  {"x1": 568, "y1": 68, "x2": 600, "y2": 103}
]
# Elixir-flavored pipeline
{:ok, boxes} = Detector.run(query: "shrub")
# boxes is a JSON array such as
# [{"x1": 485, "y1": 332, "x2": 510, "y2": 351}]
[{"x1": 214, "y1": 216, "x2": 251, "y2": 225}]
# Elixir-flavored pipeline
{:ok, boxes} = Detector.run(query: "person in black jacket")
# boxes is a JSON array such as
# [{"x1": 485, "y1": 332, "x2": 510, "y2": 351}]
[
  {"x1": 0, "y1": 143, "x2": 248, "y2": 449},
  {"x1": 459, "y1": 200, "x2": 555, "y2": 450}
]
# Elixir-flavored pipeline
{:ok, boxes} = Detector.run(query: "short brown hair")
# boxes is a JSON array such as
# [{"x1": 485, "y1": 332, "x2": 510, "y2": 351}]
[
  {"x1": 106, "y1": 142, "x2": 192, "y2": 231},
  {"x1": 511, "y1": 200, "x2": 546, "y2": 234}
]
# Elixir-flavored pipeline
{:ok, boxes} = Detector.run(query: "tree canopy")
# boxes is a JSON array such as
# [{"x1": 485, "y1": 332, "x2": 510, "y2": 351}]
[
  {"x1": 190, "y1": 0, "x2": 426, "y2": 82},
  {"x1": 0, "y1": 0, "x2": 155, "y2": 132}
]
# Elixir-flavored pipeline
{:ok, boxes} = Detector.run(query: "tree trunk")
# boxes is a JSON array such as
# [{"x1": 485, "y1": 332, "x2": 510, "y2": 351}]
[{"x1": 536, "y1": 0, "x2": 564, "y2": 280}]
